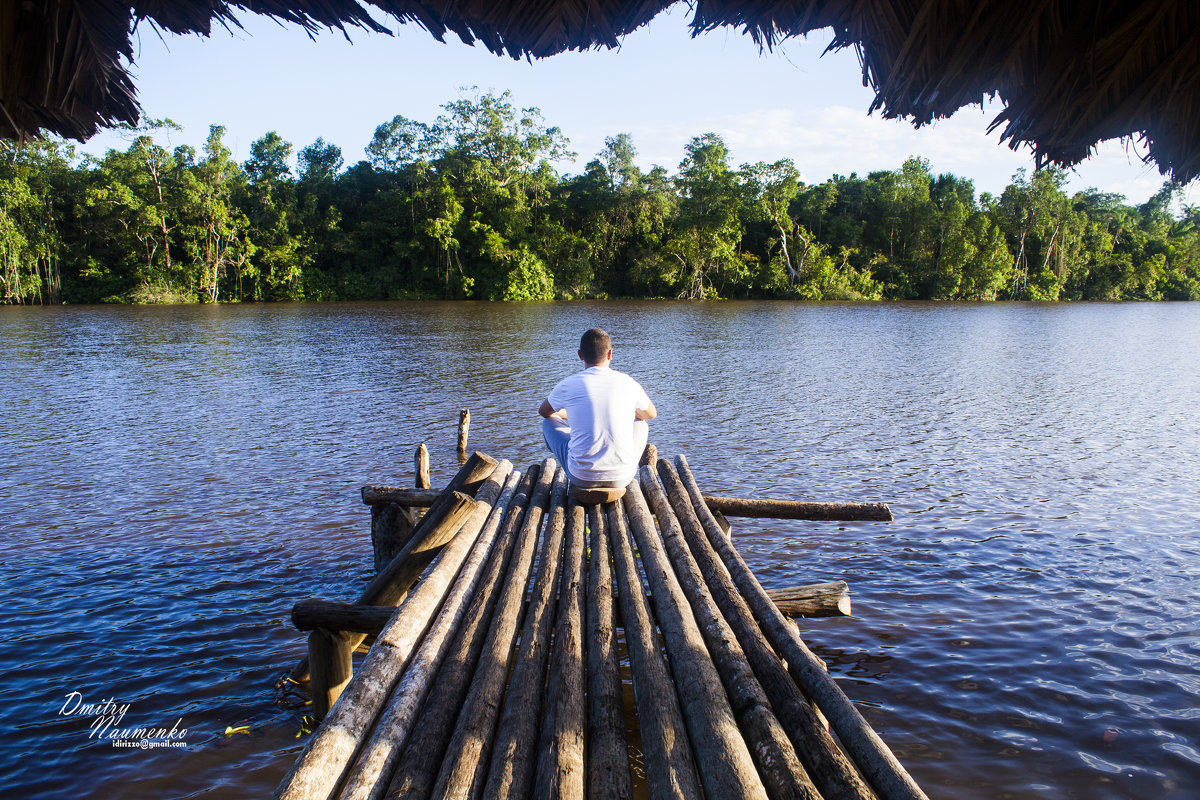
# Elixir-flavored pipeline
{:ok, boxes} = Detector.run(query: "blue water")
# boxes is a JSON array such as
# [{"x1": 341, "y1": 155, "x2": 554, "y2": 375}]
[{"x1": 1, "y1": 301, "x2": 1198, "y2": 798}]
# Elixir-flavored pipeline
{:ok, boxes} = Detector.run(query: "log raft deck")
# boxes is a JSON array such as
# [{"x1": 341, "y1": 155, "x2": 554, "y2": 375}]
[{"x1": 276, "y1": 429, "x2": 923, "y2": 800}]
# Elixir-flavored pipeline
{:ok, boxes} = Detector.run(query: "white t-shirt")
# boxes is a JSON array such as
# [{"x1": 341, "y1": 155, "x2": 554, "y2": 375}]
[{"x1": 547, "y1": 366, "x2": 652, "y2": 483}]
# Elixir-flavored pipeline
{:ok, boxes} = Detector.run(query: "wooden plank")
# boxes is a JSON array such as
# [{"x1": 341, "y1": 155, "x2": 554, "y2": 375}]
[
  {"x1": 657, "y1": 460, "x2": 876, "y2": 800},
  {"x1": 534, "y1": 500, "x2": 588, "y2": 800},
  {"x1": 622, "y1": 480, "x2": 769, "y2": 800},
  {"x1": 640, "y1": 466, "x2": 820, "y2": 800},
  {"x1": 384, "y1": 468, "x2": 539, "y2": 800},
  {"x1": 674, "y1": 455, "x2": 928, "y2": 800},
  {"x1": 606, "y1": 497, "x2": 701, "y2": 800}
]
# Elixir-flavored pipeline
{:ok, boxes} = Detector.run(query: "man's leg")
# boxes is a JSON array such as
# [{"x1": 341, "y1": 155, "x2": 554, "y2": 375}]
[
  {"x1": 541, "y1": 416, "x2": 571, "y2": 470},
  {"x1": 631, "y1": 419, "x2": 649, "y2": 460}
]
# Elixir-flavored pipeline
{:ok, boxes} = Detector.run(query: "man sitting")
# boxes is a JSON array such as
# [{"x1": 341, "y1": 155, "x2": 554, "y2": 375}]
[{"x1": 539, "y1": 328, "x2": 657, "y2": 495}]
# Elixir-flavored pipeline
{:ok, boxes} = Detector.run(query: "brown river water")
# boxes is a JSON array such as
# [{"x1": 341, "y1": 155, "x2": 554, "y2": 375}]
[{"x1": 2, "y1": 300, "x2": 1198, "y2": 799}]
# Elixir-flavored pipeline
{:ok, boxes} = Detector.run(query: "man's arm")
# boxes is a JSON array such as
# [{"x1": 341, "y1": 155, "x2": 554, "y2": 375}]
[
  {"x1": 635, "y1": 400, "x2": 657, "y2": 421},
  {"x1": 539, "y1": 399, "x2": 566, "y2": 420}
]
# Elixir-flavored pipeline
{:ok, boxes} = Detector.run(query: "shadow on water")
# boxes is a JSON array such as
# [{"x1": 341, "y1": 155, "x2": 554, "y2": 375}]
[{"x1": 2, "y1": 300, "x2": 1199, "y2": 799}]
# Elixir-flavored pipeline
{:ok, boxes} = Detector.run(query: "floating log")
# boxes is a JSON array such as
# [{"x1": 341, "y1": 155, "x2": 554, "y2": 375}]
[
  {"x1": 767, "y1": 581, "x2": 852, "y2": 618},
  {"x1": 309, "y1": 628, "x2": 353, "y2": 720},
  {"x1": 534, "y1": 500, "x2": 587, "y2": 800},
  {"x1": 363, "y1": 486, "x2": 892, "y2": 523},
  {"x1": 622, "y1": 480, "x2": 770, "y2": 800},
  {"x1": 483, "y1": 472, "x2": 570, "y2": 800},
  {"x1": 583, "y1": 505, "x2": 635, "y2": 800},
  {"x1": 657, "y1": 460, "x2": 875, "y2": 800},
  {"x1": 674, "y1": 455, "x2": 928, "y2": 800},
  {"x1": 639, "y1": 467, "x2": 819, "y2": 800},
  {"x1": 384, "y1": 468, "x2": 539, "y2": 800},
  {"x1": 430, "y1": 460, "x2": 559, "y2": 800},
  {"x1": 607, "y1": 497, "x2": 701, "y2": 800},
  {"x1": 458, "y1": 408, "x2": 470, "y2": 455},
  {"x1": 416, "y1": 443, "x2": 430, "y2": 490},
  {"x1": 274, "y1": 461, "x2": 513, "y2": 800},
  {"x1": 703, "y1": 495, "x2": 894, "y2": 522},
  {"x1": 339, "y1": 468, "x2": 523, "y2": 800}
]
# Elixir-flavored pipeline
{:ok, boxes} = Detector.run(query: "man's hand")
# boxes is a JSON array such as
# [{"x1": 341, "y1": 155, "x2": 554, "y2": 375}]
[{"x1": 635, "y1": 400, "x2": 658, "y2": 421}]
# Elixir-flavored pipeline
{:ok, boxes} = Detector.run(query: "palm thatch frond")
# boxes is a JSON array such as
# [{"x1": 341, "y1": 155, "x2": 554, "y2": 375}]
[{"x1": 1, "y1": 1, "x2": 1198, "y2": 181}]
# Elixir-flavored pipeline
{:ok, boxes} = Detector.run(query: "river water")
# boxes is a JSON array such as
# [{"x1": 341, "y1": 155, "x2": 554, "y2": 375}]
[{"x1": 1, "y1": 301, "x2": 1198, "y2": 799}]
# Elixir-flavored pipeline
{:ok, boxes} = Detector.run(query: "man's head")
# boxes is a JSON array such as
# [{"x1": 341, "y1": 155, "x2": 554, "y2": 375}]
[{"x1": 578, "y1": 328, "x2": 613, "y2": 366}]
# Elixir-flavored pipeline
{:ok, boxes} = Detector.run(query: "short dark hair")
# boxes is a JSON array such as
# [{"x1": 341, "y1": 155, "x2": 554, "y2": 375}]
[{"x1": 579, "y1": 328, "x2": 612, "y2": 364}]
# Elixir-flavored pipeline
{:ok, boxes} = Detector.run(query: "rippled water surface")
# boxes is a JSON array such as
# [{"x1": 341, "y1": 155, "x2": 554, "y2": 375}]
[{"x1": 2, "y1": 301, "x2": 1198, "y2": 799}]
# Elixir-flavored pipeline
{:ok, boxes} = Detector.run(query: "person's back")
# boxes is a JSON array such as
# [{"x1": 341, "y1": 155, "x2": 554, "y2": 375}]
[{"x1": 539, "y1": 328, "x2": 656, "y2": 487}]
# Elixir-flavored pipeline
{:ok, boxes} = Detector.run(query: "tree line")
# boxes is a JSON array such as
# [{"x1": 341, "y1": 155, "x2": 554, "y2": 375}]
[{"x1": 2, "y1": 90, "x2": 1197, "y2": 305}]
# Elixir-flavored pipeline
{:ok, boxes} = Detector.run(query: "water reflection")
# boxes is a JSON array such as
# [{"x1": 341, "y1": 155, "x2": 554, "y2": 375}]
[{"x1": 1, "y1": 301, "x2": 1199, "y2": 799}]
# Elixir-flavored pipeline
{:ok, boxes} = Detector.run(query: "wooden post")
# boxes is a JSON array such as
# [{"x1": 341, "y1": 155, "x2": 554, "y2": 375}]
[
  {"x1": 340, "y1": 469, "x2": 524, "y2": 800},
  {"x1": 458, "y1": 409, "x2": 471, "y2": 458},
  {"x1": 371, "y1": 503, "x2": 416, "y2": 573},
  {"x1": 416, "y1": 443, "x2": 430, "y2": 489},
  {"x1": 583, "y1": 505, "x2": 634, "y2": 800},
  {"x1": 640, "y1": 442, "x2": 658, "y2": 469},
  {"x1": 656, "y1": 460, "x2": 875, "y2": 800},
  {"x1": 606, "y1": 497, "x2": 701, "y2": 800},
  {"x1": 703, "y1": 495, "x2": 894, "y2": 522},
  {"x1": 274, "y1": 462, "x2": 514, "y2": 800},
  {"x1": 385, "y1": 468, "x2": 539, "y2": 800},
  {"x1": 673, "y1": 455, "x2": 929, "y2": 800},
  {"x1": 622, "y1": 480, "x2": 770, "y2": 800},
  {"x1": 484, "y1": 474, "x2": 569, "y2": 800},
  {"x1": 308, "y1": 628, "x2": 353, "y2": 720},
  {"x1": 431, "y1": 460, "x2": 560, "y2": 800},
  {"x1": 639, "y1": 466, "x2": 819, "y2": 800}
]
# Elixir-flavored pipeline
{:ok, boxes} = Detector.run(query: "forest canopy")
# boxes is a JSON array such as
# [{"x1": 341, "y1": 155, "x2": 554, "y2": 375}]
[{"x1": 2, "y1": 90, "x2": 1198, "y2": 305}]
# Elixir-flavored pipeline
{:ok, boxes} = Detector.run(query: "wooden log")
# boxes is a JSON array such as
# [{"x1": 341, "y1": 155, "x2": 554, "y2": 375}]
[
  {"x1": 533, "y1": 499, "x2": 587, "y2": 800},
  {"x1": 458, "y1": 408, "x2": 470, "y2": 455},
  {"x1": 639, "y1": 466, "x2": 819, "y2": 800},
  {"x1": 384, "y1": 468, "x2": 539, "y2": 800},
  {"x1": 358, "y1": 490, "x2": 477, "y2": 608},
  {"x1": 703, "y1": 495, "x2": 894, "y2": 522},
  {"x1": 657, "y1": 461, "x2": 875, "y2": 800},
  {"x1": 339, "y1": 468, "x2": 523, "y2": 800},
  {"x1": 361, "y1": 487, "x2": 442, "y2": 507},
  {"x1": 431, "y1": 460, "x2": 560, "y2": 800},
  {"x1": 571, "y1": 485, "x2": 625, "y2": 504},
  {"x1": 308, "y1": 628, "x2": 353, "y2": 720},
  {"x1": 370, "y1": 503, "x2": 416, "y2": 573},
  {"x1": 606, "y1": 497, "x2": 701, "y2": 800},
  {"x1": 583, "y1": 504, "x2": 634, "y2": 800},
  {"x1": 416, "y1": 443, "x2": 430, "y2": 489},
  {"x1": 292, "y1": 600, "x2": 394, "y2": 634},
  {"x1": 767, "y1": 581, "x2": 852, "y2": 618},
  {"x1": 274, "y1": 462, "x2": 513, "y2": 800},
  {"x1": 674, "y1": 455, "x2": 928, "y2": 800},
  {"x1": 483, "y1": 472, "x2": 570, "y2": 800},
  {"x1": 640, "y1": 442, "x2": 658, "y2": 469},
  {"x1": 622, "y1": 480, "x2": 769, "y2": 800}
]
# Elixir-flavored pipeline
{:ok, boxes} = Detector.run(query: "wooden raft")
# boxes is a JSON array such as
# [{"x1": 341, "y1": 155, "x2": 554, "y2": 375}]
[{"x1": 275, "y1": 451, "x2": 926, "y2": 800}]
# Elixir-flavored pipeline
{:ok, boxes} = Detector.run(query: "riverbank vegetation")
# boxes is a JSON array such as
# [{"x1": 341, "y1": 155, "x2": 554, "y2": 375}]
[{"x1": 2, "y1": 91, "x2": 1197, "y2": 305}]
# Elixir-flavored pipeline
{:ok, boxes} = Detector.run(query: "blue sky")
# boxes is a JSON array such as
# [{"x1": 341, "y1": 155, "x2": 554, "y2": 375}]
[{"x1": 82, "y1": 6, "x2": 1192, "y2": 206}]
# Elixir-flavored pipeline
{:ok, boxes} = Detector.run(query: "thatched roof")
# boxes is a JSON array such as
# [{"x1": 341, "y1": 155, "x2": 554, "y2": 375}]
[{"x1": 3, "y1": 1, "x2": 1198, "y2": 182}]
